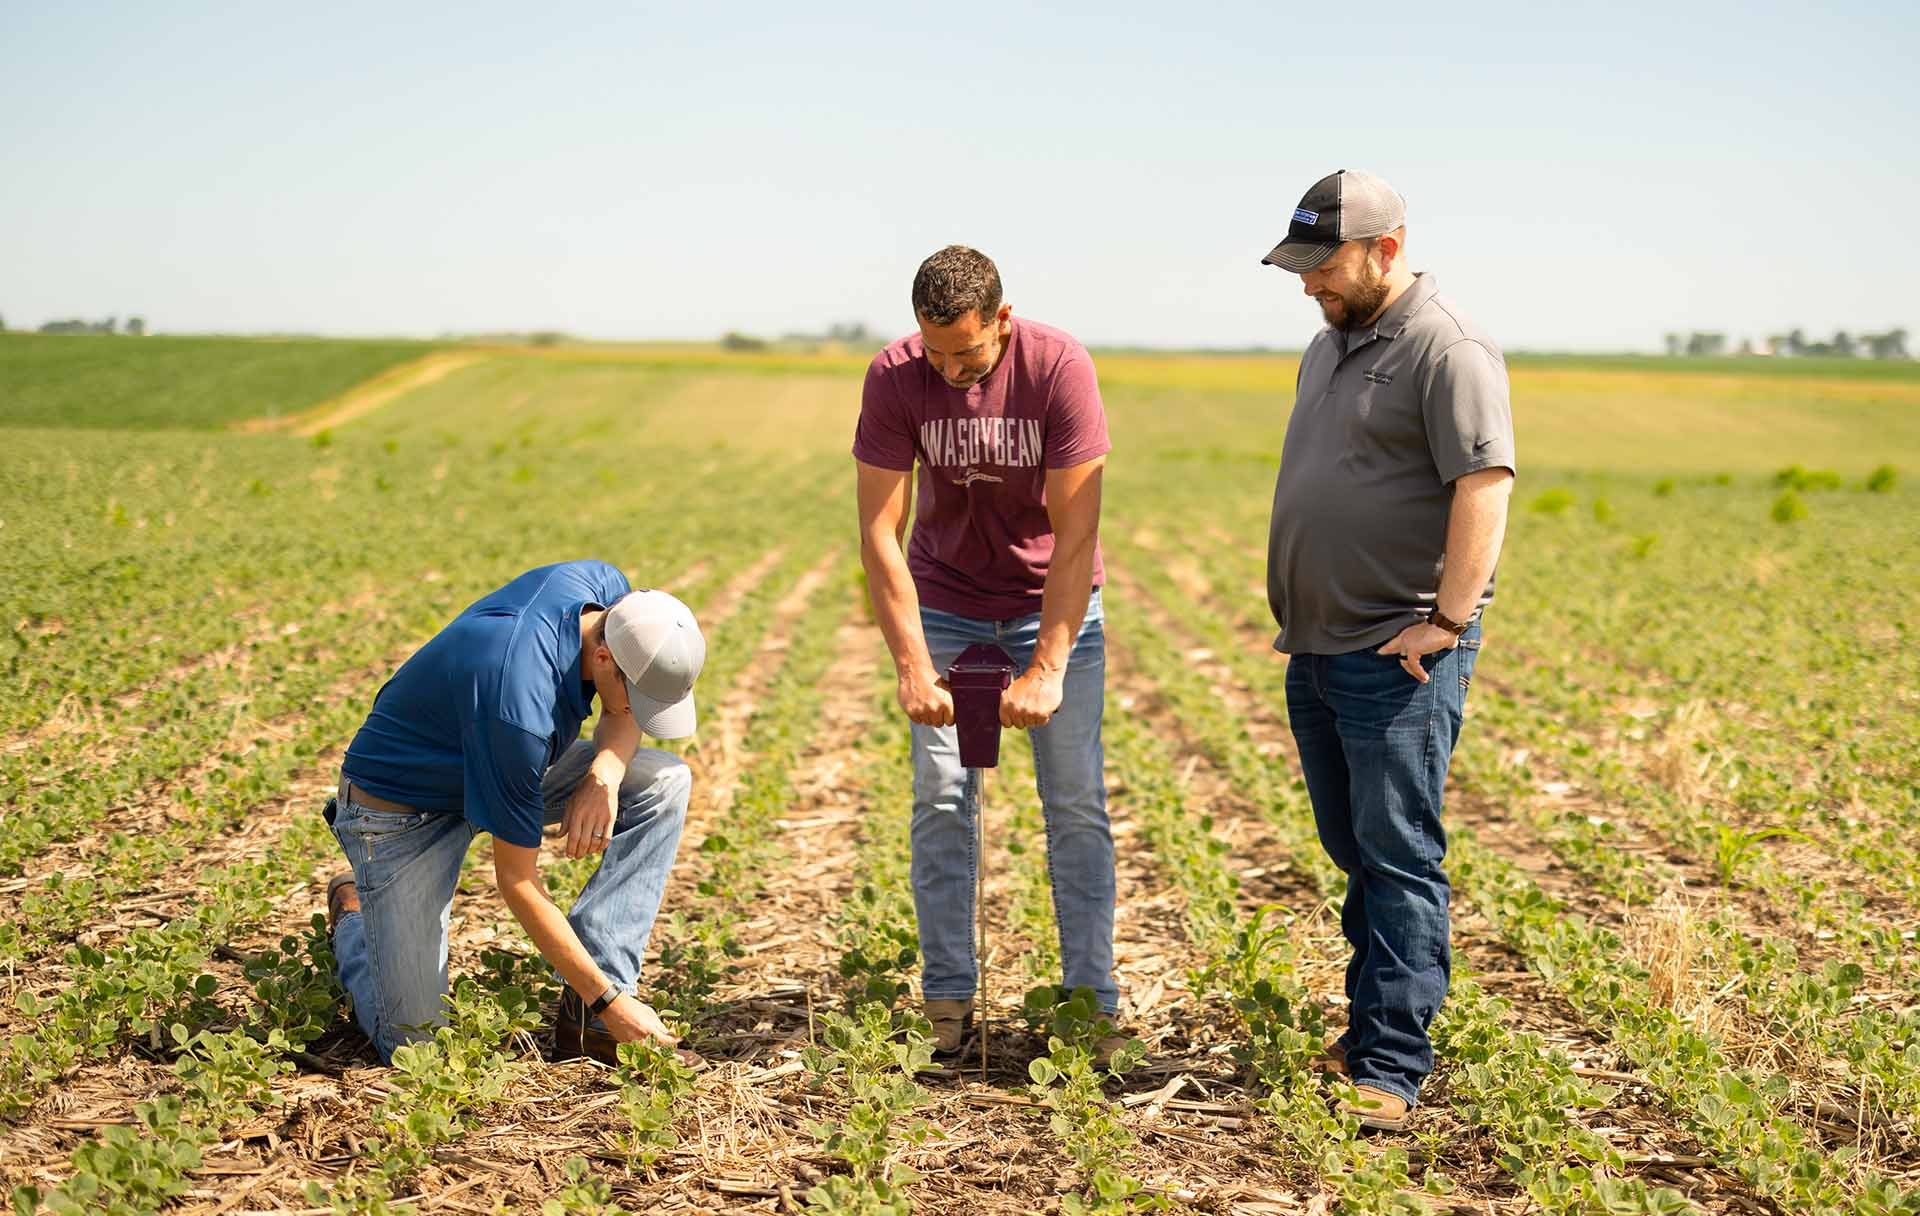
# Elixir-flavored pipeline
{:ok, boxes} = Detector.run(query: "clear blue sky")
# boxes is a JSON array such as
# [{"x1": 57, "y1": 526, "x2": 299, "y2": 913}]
[{"x1": 3, "y1": 1, "x2": 1915, "y2": 351}]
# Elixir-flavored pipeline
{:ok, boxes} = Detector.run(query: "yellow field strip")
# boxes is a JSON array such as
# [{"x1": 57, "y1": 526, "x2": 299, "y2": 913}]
[{"x1": 237, "y1": 350, "x2": 490, "y2": 436}]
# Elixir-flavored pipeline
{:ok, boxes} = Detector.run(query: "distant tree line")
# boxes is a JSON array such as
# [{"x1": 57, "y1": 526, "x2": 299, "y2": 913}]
[
  {"x1": 14, "y1": 315, "x2": 149, "y2": 336},
  {"x1": 786, "y1": 321, "x2": 876, "y2": 345},
  {"x1": 438, "y1": 329, "x2": 568, "y2": 346},
  {"x1": 722, "y1": 320, "x2": 879, "y2": 353},
  {"x1": 1664, "y1": 327, "x2": 1909, "y2": 359}
]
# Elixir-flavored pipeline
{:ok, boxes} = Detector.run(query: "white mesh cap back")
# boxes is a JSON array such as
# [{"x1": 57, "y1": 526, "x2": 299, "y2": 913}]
[{"x1": 1335, "y1": 171, "x2": 1407, "y2": 241}]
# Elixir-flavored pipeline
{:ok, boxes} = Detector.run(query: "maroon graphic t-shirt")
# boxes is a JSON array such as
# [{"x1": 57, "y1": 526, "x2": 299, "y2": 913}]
[{"x1": 853, "y1": 316, "x2": 1110, "y2": 621}]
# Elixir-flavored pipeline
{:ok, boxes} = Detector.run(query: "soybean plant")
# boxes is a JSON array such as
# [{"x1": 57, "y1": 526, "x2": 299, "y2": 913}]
[
  {"x1": 613, "y1": 1038, "x2": 695, "y2": 1171},
  {"x1": 1021, "y1": 985, "x2": 1159, "y2": 1216}
]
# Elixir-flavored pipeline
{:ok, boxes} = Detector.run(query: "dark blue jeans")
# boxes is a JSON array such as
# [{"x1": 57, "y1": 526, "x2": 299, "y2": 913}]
[{"x1": 1283, "y1": 624, "x2": 1480, "y2": 1105}]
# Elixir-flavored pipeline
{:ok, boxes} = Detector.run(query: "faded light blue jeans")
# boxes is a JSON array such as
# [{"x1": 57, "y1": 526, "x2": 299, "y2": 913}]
[
  {"x1": 912, "y1": 588, "x2": 1117, "y2": 1014},
  {"x1": 329, "y1": 740, "x2": 690, "y2": 1062},
  {"x1": 1283, "y1": 622, "x2": 1480, "y2": 1106}
]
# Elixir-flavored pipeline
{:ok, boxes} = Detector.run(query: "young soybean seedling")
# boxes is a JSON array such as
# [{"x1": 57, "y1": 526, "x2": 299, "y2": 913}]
[
  {"x1": 613, "y1": 1038, "x2": 695, "y2": 1171},
  {"x1": 541, "y1": 1157, "x2": 628, "y2": 1216}
]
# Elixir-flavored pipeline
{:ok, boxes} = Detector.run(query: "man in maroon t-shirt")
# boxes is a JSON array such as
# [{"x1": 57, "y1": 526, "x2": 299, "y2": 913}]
[{"x1": 853, "y1": 245, "x2": 1122, "y2": 1060}]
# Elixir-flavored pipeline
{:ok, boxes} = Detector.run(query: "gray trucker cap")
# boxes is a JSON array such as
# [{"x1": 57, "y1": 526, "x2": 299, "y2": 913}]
[
  {"x1": 1261, "y1": 170, "x2": 1407, "y2": 273},
  {"x1": 604, "y1": 589, "x2": 705, "y2": 739}
]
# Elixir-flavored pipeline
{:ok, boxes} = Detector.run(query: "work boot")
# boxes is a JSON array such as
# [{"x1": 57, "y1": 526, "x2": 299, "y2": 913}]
[
  {"x1": 1315, "y1": 1038, "x2": 1350, "y2": 1077},
  {"x1": 553, "y1": 989, "x2": 621, "y2": 1066},
  {"x1": 1338, "y1": 1083, "x2": 1413, "y2": 1132},
  {"x1": 1092, "y1": 1025, "x2": 1141, "y2": 1073},
  {"x1": 924, "y1": 998, "x2": 974, "y2": 1056},
  {"x1": 325, "y1": 873, "x2": 359, "y2": 935}
]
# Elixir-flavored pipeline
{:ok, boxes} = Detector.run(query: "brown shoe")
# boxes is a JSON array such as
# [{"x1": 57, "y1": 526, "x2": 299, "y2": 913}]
[
  {"x1": 1316, "y1": 1038, "x2": 1350, "y2": 1077},
  {"x1": 924, "y1": 998, "x2": 974, "y2": 1056},
  {"x1": 326, "y1": 873, "x2": 359, "y2": 932},
  {"x1": 1338, "y1": 1083, "x2": 1412, "y2": 1132},
  {"x1": 553, "y1": 989, "x2": 620, "y2": 1066},
  {"x1": 1092, "y1": 1026, "x2": 1141, "y2": 1073}
]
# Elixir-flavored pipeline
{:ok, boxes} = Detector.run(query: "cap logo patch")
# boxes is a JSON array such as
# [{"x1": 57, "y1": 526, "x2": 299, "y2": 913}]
[{"x1": 1293, "y1": 207, "x2": 1320, "y2": 225}]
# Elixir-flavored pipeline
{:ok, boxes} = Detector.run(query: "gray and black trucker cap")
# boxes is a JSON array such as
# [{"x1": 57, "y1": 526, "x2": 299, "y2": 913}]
[{"x1": 1261, "y1": 170, "x2": 1407, "y2": 273}]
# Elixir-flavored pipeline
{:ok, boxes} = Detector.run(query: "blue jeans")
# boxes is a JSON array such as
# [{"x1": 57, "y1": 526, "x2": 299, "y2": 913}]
[
  {"x1": 330, "y1": 741, "x2": 690, "y2": 1062},
  {"x1": 912, "y1": 589, "x2": 1117, "y2": 1013},
  {"x1": 1283, "y1": 624, "x2": 1480, "y2": 1105}
]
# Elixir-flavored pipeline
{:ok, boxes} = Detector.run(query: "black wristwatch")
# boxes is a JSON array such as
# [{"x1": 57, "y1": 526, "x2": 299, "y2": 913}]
[
  {"x1": 1427, "y1": 607, "x2": 1471, "y2": 637},
  {"x1": 587, "y1": 983, "x2": 621, "y2": 1017}
]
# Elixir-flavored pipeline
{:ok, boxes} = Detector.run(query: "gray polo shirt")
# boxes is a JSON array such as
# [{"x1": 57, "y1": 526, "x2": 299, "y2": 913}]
[{"x1": 1266, "y1": 273, "x2": 1516, "y2": 655}]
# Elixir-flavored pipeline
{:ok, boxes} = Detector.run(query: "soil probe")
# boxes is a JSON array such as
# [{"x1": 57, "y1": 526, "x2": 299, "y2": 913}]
[{"x1": 946, "y1": 643, "x2": 1015, "y2": 1081}]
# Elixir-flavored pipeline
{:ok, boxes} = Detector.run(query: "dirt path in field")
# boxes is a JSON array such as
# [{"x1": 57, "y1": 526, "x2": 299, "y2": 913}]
[
  {"x1": 235, "y1": 350, "x2": 490, "y2": 437},
  {"x1": 663, "y1": 546, "x2": 839, "y2": 874},
  {"x1": 1102, "y1": 564, "x2": 1766, "y2": 1213},
  {"x1": 592, "y1": 605, "x2": 882, "y2": 1207},
  {"x1": 700, "y1": 607, "x2": 875, "y2": 1021}
]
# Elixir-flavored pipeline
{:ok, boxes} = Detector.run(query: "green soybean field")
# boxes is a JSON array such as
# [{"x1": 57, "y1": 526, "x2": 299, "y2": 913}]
[{"x1": 1, "y1": 333, "x2": 1917, "y2": 1216}]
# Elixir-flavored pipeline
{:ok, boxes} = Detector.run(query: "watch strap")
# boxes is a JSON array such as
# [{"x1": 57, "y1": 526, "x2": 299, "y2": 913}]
[
  {"x1": 1427, "y1": 607, "x2": 1471, "y2": 637},
  {"x1": 586, "y1": 983, "x2": 621, "y2": 1018}
]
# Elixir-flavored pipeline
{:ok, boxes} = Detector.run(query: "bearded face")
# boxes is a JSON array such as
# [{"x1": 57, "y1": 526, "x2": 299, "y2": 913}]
[
  {"x1": 1313, "y1": 245, "x2": 1390, "y2": 332},
  {"x1": 1305, "y1": 242, "x2": 1392, "y2": 332}
]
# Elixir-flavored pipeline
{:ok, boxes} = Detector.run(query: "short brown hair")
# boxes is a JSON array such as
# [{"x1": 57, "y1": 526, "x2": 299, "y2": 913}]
[{"x1": 911, "y1": 246, "x2": 1002, "y2": 326}]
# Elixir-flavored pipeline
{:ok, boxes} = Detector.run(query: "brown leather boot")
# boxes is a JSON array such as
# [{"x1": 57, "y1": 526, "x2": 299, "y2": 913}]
[
  {"x1": 1316, "y1": 1038, "x2": 1350, "y2": 1077},
  {"x1": 552, "y1": 989, "x2": 620, "y2": 1066},
  {"x1": 923, "y1": 998, "x2": 974, "y2": 1056},
  {"x1": 1338, "y1": 1083, "x2": 1412, "y2": 1132}
]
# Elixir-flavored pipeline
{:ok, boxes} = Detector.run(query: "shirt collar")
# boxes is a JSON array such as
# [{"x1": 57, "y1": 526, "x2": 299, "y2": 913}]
[
  {"x1": 1340, "y1": 271, "x2": 1438, "y2": 352},
  {"x1": 560, "y1": 602, "x2": 594, "y2": 721},
  {"x1": 1372, "y1": 272, "x2": 1437, "y2": 340}
]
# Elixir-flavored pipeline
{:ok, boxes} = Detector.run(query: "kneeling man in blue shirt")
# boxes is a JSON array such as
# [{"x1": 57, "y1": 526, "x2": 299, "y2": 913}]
[{"x1": 324, "y1": 559, "x2": 703, "y2": 1064}]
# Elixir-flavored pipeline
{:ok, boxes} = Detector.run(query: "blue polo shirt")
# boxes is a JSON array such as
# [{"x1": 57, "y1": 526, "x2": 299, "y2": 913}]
[{"x1": 342, "y1": 560, "x2": 630, "y2": 848}]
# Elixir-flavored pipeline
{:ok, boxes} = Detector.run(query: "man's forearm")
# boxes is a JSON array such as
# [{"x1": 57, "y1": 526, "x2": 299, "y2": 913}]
[
  {"x1": 1436, "y1": 474, "x2": 1512, "y2": 620},
  {"x1": 500, "y1": 878, "x2": 611, "y2": 1000},
  {"x1": 1031, "y1": 528, "x2": 1098, "y2": 675},
  {"x1": 860, "y1": 539, "x2": 936, "y2": 681},
  {"x1": 590, "y1": 709, "x2": 642, "y2": 773}
]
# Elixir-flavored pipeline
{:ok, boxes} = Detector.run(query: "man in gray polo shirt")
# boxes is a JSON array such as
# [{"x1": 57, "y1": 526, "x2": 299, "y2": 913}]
[{"x1": 1261, "y1": 169, "x2": 1515, "y2": 1131}]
